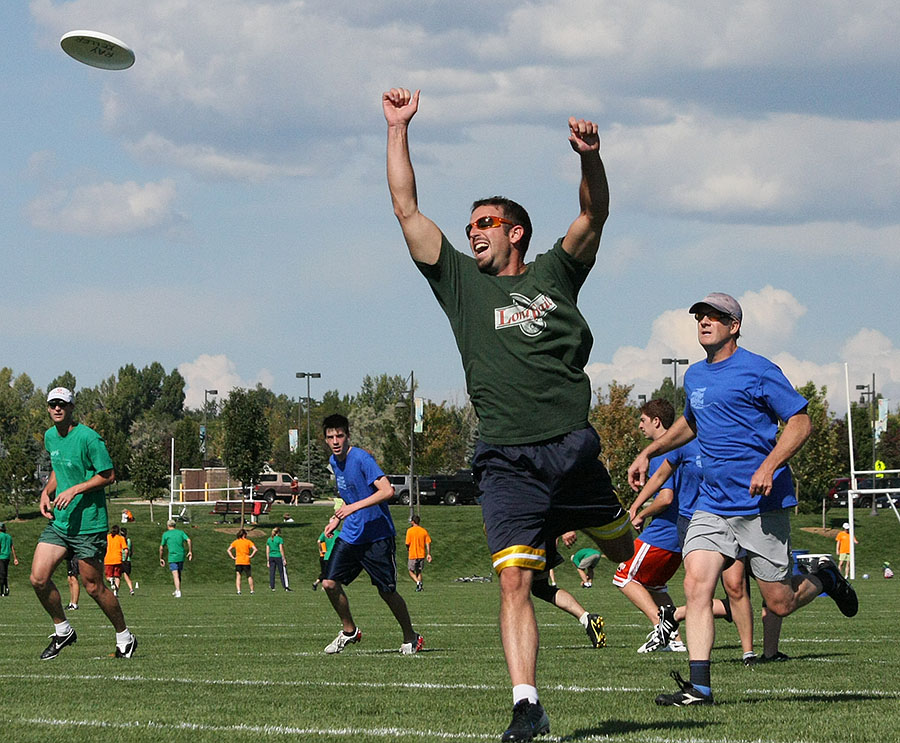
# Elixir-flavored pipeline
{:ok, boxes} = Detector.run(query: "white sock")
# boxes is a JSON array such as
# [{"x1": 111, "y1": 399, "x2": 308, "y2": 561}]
[
  {"x1": 55, "y1": 620, "x2": 73, "y2": 636},
  {"x1": 512, "y1": 684, "x2": 539, "y2": 705},
  {"x1": 116, "y1": 629, "x2": 133, "y2": 648},
  {"x1": 578, "y1": 611, "x2": 589, "y2": 627}
]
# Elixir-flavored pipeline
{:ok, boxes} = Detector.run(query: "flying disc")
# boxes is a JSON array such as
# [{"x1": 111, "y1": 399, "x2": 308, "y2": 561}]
[{"x1": 60, "y1": 30, "x2": 135, "y2": 70}]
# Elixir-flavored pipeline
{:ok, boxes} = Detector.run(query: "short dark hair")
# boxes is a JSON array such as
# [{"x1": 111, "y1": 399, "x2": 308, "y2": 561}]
[
  {"x1": 322, "y1": 413, "x2": 350, "y2": 436},
  {"x1": 110, "y1": 524, "x2": 120, "y2": 536},
  {"x1": 236, "y1": 528, "x2": 247, "y2": 539},
  {"x1": 471, "y1": 197, "x2": 533, "y2": 254},
  {"x1": 410, "y1": 514, "x2": 420, "y2": 525},
  {"x1": 640, "y1": 398, "x2": 675, "y2": 429}
]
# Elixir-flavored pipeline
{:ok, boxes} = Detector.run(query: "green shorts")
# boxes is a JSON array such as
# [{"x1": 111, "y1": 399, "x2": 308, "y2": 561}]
[{"x1": 39, "y1": 523, "x2": 106, "y2": 561}]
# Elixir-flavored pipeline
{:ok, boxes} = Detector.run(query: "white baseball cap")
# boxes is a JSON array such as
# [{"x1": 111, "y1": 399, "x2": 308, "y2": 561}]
[{"x1": 47, "y1": 387, "x2": 74, "y2": 404}]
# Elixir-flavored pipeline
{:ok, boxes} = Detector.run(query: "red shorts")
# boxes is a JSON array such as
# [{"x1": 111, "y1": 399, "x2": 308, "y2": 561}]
[
  {"x1": 612, "y1": 539, "x2": 681, "y2": 591},
  {"x1": 104, "y1": 564, "x2": 123, "y2": 578}
]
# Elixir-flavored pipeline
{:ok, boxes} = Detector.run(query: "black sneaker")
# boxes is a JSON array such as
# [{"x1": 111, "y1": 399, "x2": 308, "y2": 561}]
[
  {"x1": 585, "y1": 613, "x2": 606, "y2": 648},
  {"x1": 40, "y1": 629, "x2": 77, "y2": 660},
  {"x1": 501, "y1": 700, "x2": 550, "y2": 742},
  {"x1": 816, "y1": 560, "x2": 859, "y2": 617},
  {"x1": 657, "y1": 604, "x2": 679, "y2": 646},
  {"x1": 761, "y1": 651, "x2": 790, "y2": 663},
  {"x1": 654, "y1": 671, "x2": 714, "y2": 706},
  {"x1": 115, "y1": 634, "x2": 138, "y2": 658},
  {"x1": 742, "y1": 653, "x2": 759, "y2": 667}
]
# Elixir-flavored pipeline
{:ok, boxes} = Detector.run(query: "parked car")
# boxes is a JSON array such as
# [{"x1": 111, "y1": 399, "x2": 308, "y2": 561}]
[
  {"x1": 254, "y1": 471, "x2": 315, "y2": 504},
  {"x1": 828, "y1": 476, "x2": 900, "y2": 508},
  {"x1": 387, "y1": 474, "x2": 412, "y2": 505},
  {"x1": 418, "y1": 469, "x2": 480, "y2": 505}
]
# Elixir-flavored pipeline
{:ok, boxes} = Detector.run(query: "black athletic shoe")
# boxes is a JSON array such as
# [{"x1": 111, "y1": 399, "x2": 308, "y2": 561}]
[
  {"x1": 115, "y1": 634, "x2": 138, "y2": 658},
  {"x1": 761, "y1": 651, "x2": 790, "y2": 663},
  {"x1": 501, "y1": 700, "x2": 550, "y2": 742},
  {"x1": 40, "y1": 629, "x2": 77, "y2": 660},
  {"x1": 742, "y1": 653, "x2": 759, "y2": 667},
  {"x1": 816, "y1": 560, "x2": 859, "y2": 617},
  {"x1": 655, "y1": 671, "x2": 714, "y2": 706},
  {"x1": 657, "y1": 604, "x2": 679, "y2": 646},
  {"x1": 585, "y1": 613, "x2": 606, "y2": 648}
]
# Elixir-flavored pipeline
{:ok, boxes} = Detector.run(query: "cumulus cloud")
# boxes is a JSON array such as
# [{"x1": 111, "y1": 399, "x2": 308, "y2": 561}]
[
  {"x1": 26, "y1": 179, "x2": 178, "y2": 236},
  {"x1": 179, "y1": 354, "x2": 275, "y2": 409},
  {"x1": 585, "y1": 287, "x2": 900, "y2": 415}
]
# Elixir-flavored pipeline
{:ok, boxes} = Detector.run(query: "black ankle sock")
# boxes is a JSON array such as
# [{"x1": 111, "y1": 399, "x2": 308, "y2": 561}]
[{"x1": 689, "y1": 660, "x2": 711, "y2": 690}]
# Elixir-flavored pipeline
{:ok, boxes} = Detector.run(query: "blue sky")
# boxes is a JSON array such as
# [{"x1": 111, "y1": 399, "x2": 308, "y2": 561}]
[{"x1": 3, "y1": 1, "x2": 899, "y2": 415}]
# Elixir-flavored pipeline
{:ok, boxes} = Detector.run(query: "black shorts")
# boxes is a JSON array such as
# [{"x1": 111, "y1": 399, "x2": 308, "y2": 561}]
[
  {"x1": 67, "y1": 556, "x2": 80, "y2": 577},
  {"x1": 235, "y1": 564, "x2": 252, "y2": 576},
  {"x1": 474, "y1": 425, "x2": 629, "y2": 573},
  {"x1": 324, "y1": 536, "x2": 398, "y2": 593}
]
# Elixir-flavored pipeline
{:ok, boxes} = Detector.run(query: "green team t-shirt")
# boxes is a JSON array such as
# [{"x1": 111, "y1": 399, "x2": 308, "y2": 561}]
[
  {"x1": 160, "y1": 529, "x2": 190, "y2": 562},
  {"x1": 417, "y1": 236, "x2": 593, "y2": 444},
  {"x1": 267, "y1": 535, "x2": 284, "y2": 558},
  {"x1": 0, "y1": 532, "x2": 12, "y2": 559},
  {"x1": 45, "y1": 423, "x2": 115, "y2": 536},
  {"x1": 317, "y1": 530, "x2": 339, "y2": 560}
]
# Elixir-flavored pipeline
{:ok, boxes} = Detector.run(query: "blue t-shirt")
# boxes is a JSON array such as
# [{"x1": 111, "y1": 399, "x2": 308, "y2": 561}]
[
  {"x1": 330, "y1": 447, "x2": 395, "y2": 544},
  {"x1": 640, "y1": 455, "x2": 680, "y2": 552},
  {"x1": 665, "y1": 439, "x2": 703, "y2": 520},
  {"x1": 683, "y1": 347, "x2": 808, "y2": 516}
]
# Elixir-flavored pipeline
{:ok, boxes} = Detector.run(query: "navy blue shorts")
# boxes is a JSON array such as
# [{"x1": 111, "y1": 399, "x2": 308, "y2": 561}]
[
  {"x1": 474, "y1": 426, "x2": 629, "y2": 573},
  {"x1": 324, "y1": 536, "x2": 398, "y2": 593}
]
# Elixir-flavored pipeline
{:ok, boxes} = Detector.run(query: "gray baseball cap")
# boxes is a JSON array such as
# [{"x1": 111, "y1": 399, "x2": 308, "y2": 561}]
[{"x1": 689, "y1": 292, "x2": 742, "y2": 323}]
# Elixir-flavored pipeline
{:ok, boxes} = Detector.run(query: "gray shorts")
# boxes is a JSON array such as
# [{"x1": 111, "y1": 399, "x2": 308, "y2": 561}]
[
  {"x1": 683, "y1": 509, "x2": 791, "y2": 582},
  {"x1": 408, "y1": 558, "x2": 425, "y2": 573}
]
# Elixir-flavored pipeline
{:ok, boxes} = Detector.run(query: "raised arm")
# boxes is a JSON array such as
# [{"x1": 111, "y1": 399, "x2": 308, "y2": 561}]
[
  {"x1": 561, "y1": 117, "x2": 609, "y2": 265},
  {"x1": 384, "y1": 88, "x2": 443, "y2": 265}
]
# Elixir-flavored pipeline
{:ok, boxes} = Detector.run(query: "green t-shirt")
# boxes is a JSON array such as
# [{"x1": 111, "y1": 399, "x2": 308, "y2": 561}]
[
  {"x1": 45, "y1": 423, "x2": 115, "y2": 536},
  {"x1": 267, "y1": 535, "x2": 284, "y2": 558},
  {"x1": 160, "y1": 529, "x2": 190, "y2": 562},
  {"x1": 0, "y1": 532, "x2": 12, "y2": 559},
  {"x1": 317, "y1": 530, "x2": 339, "y2": 560},
  {"x1": 417, "y1": 236, "x2": 593, "y2": 444},
  {"x1": 572, "y1": 547, "x2": 602, "y2": 568}
]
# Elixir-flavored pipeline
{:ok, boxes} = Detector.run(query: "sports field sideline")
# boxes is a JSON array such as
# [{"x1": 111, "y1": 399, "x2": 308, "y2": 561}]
[{"x1": 1, "y1": 501, "x2": 899, "y2": 742}]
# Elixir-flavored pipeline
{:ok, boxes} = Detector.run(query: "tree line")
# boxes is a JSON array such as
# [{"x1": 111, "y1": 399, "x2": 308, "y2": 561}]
[{"x1": 1, "y1": 363, "x2": 897, "y2": 517}]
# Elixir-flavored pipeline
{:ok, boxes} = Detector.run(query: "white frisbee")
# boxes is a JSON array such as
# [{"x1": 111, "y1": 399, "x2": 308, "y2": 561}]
[{"x1": 60, "y1": 30, "x2": 135, "y2": 70}]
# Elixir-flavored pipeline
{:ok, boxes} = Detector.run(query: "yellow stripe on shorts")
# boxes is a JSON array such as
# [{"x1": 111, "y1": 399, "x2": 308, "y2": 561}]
[
  {"x1": 492, "y1": 545, "x2": 546, "y2": 573},
  {"x1": 582, "y1": 512, "x2": 632, "y2": 543}
]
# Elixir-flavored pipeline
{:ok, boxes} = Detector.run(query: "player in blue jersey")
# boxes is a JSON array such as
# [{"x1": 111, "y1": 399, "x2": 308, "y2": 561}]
[
  {"x1": 319, "y1": 414, "x2": 423, "y2": 656},
  {"x1": 628, "y1": 293, "x2": 857, "y2": 706}
]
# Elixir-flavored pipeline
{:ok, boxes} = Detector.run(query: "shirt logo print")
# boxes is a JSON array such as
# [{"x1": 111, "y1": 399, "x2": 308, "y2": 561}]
[
  {"x1": 690, "y1": 387, "x2": 707, "y2": 409},
  {"x1": 494, "y1": 293, "x2": 558, "y2": 337}
]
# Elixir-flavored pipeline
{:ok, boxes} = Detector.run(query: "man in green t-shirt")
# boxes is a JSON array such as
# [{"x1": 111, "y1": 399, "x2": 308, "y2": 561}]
[
  {"x1": 0, "y1": 523, "x2": 20, "y2": 596},
  {"x1": 30, "y1": 387, "x2": 137, "y2": 660},
  {"x1": 160, "y1": 519, "x2": 193, "y2": 598},
  {"x1": 385, "y1": 87, "x2": 635, "y2": 742}
]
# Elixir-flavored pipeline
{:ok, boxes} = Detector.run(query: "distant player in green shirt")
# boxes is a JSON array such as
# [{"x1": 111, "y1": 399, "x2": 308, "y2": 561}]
[
  {"x1": 30, "y1": 387, "x2": 137, "y2": 660},
  {"x1": 0, "y1": 523, "x2": 19, "y2": 596},
  {"x1": 160, "y1": 519, "x2": 193, "y2": 598}
]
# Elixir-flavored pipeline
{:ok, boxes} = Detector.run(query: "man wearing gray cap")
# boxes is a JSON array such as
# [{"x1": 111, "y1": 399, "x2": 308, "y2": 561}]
[
  {"x1": 628, "y1": 293, "x2": 857, "y2": 706},
  {"x1": 29, "y1": 387, "x2": 137, "y2": 659}
]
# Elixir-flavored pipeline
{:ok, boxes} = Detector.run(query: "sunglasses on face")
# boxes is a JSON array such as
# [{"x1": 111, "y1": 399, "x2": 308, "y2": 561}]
[
  {"x1": 465, "y1": 215, "x2": 515, "y2": 238},
  {"x1": 48, "y1": 401, "x2": 70, "y2": 409},
  {"x1": 694, "y1": 310, "x2": 733, "y2": 324}
]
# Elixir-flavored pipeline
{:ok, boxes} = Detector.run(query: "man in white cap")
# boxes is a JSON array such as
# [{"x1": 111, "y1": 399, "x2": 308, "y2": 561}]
[
  {"x1": 29, "y1": 387, "x2": 137, "y2": 659},
  {"x1": 628, "y1": 293, "x2": 857, "y2": 706},
  {"x1": 835, "y1": 521, "x2": 857, "y2": 578}
]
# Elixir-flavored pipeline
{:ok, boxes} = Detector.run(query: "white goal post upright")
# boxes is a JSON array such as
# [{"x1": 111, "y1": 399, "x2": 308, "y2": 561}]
[{"x1": 844, "y1": 364, "x2": 858, "y2": 580}]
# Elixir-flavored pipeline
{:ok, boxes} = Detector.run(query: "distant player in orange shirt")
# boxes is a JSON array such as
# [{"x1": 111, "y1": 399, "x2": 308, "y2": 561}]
[
  {"x1": 227, "y1": 529, "x2": 258, "y2": 595},
  {"x1": 405, "y1": 515, "x2": 432, "y2": 591},
  {"x1": 104, "y1": 525, "x2": 128, "y2": 597},
  {"x1": 835, "y1": 522, "x2": 857, "y2": 578}
]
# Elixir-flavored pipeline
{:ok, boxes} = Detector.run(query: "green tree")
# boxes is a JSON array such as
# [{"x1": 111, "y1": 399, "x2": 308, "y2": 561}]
[
  {"x1": 222, "y1": 388, "x2": 271, "y2": 519},
  {"x1": 0, "y1": 433, "x2": 39, "y2": 518},
  {"x1": 173, "y1": 417, "x2": 202, "y2": 471},
  {"x1": 129, "y1": 415, "x2": 174, "y2": 521},
  {"x1": 790, "y1": 382, "x2": 842, "y2": 513},
  {"x1": 650, "y1": 377, "x2": 686, "y2": 417},
  {"x1": 589, "y1": 381, "x2": 642, "y2": 499}
]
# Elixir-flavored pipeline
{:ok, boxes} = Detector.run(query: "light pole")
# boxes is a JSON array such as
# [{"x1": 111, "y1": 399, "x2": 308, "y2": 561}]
[
  {"x1": 856, "y1": 374, "x2": 877, "y2": 515},
  {"x1": 661, "y1": 358, "x2": 689, "y2": 408},
  {"x1": 400, "y1": 370, "x2": 417, "y2": 521},
  {"x1": 296, "y1": 372, "x2": 321, "y2": 483},
  {"x1": 202, "y1": 389, "x2": 218, "y2": 461}
]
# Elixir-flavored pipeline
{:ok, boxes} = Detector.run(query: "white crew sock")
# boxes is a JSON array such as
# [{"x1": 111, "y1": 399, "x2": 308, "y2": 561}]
[{"x1": 512, "y1": 684, "x2": 539, "y2": 705}]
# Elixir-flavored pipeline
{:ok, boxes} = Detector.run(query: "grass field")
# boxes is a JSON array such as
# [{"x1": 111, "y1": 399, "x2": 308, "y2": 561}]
[{"x1": 1, "y1": 498, "x2": 899, "y2": 742}]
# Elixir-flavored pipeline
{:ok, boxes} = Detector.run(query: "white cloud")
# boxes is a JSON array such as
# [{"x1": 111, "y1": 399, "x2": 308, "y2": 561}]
[
  {"x1": 26, "y1": 179, "x2": 178, "y2": 236},
  {"x1": 179, "y1": 354, "x2": 275, "y2": 409},
  {"x1": 586, "y1": 287, "x2": 900, "y2": 416}
]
